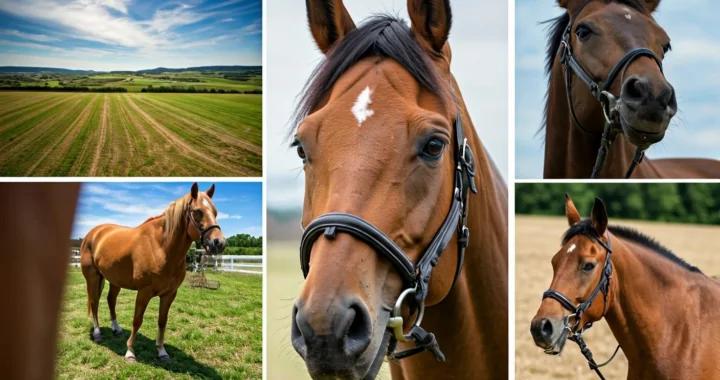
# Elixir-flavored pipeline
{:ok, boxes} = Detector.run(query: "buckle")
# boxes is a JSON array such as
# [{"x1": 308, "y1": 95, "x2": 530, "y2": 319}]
[{"x1": 387, "y1": 287, "x2": 425, "y2": 343}]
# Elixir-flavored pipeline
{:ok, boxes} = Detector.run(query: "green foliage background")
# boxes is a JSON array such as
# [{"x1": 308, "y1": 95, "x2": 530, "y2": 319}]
[{"x1": 516, "y1": 183, "x2": 720, "y2": 225}]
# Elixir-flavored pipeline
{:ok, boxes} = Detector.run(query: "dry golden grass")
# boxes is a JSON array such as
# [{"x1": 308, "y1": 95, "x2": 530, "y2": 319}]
[
  {"x1": 515, "y1": 215, "x2": 720, "y2": 379},
  {"x1": 267, "y1": 242, "x2": 392, "y2": 380}
]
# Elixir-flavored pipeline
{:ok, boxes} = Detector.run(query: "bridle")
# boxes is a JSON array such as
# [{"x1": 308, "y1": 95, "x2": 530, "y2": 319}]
[
  {"x1": 299, "y1": 111, "x2": 477, "y2": 362},
  {"x1": 186, "y1": 199, "x2": 221, "y2": 249},
  {"x1": 542, "y1": 232, "x2": 621, "y2": 380},
  {"x1": 559, "y1": 1, "x2": 664, "y2": 178}
]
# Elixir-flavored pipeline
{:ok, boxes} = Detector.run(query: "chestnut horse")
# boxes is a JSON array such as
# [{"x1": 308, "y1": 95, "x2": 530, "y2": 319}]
[
  {"x1": 531, "y1": 195, "x2": 720, "y2": 378},
  {"x1": 81, "y1": 183, "x2": 226, "y2": 363},
  {"x1": 290, "y1": 0, "x2": 508, "y2": 379},
  {"x1": 543, "y1": 0, "x2": 720, "y2": 178}
]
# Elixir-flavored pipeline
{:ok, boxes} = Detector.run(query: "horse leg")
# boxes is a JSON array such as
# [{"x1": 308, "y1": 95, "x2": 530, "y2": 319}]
[
  {"x1": 156, "y1": 290, "x2": 178, "y2": 363},
  {"x1": 81, "y1": 262, "x2": 104, "y2": 343},
  {"x1": 107, "y1": 284, "x2": 123, "y2": 336},
  {"x1": 125, "y1": 288, "x2": 153, "y2": 363}
]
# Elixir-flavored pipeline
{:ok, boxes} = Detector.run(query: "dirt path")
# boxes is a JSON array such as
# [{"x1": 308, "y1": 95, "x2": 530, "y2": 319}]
[
  {"x1": 25, "y1": 94, "x2": 99, "y2": 176},
  {"x1": 88, "y1": 94, "x2": 109, "y2": 176},
  {"x1": 124, "y1": 94, "x2": 246, "y2": 175}
]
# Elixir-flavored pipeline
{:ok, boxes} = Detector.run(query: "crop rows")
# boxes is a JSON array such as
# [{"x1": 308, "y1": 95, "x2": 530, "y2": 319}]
[{"x1": 0, "y1": 92, "x2": 262, "y2": 176}]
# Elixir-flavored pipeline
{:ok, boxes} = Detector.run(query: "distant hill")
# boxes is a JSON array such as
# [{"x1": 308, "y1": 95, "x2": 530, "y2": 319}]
[
  {"x1": 0, "y1": 65, "x2": 262, "y2": 75},
  {"x1": 0, "y1": 66, "x2": 100, "y2": 74}
]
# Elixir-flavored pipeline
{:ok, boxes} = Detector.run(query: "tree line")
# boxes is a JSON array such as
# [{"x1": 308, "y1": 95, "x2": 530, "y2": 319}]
[
  {"x1": 140, "y1": 85, "x2": 261, "y2": 94},
  {"x1": 0, "y1": 86, "x2": 127, "y2": 92},
  {"x1": 516, "y1": 183, "x2": 720, "y2": 225}
]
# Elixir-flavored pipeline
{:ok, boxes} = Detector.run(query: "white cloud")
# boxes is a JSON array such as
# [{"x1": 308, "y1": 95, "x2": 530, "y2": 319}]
[
  {"x1": 1, "y1": 29, "x2": 58, "y2": 42},
  {"x1": 218, "y1": 212, "x2": 242, "y2": 220}
]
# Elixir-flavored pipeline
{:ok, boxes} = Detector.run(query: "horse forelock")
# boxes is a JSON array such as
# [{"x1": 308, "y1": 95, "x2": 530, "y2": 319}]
[{"x1": 163, "y1": 194, "x2": 190, "y2": 243}]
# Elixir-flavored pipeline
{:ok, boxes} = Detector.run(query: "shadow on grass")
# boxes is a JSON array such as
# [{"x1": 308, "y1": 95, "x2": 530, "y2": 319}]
[{"x1": 94, "y1": 327, "x2": 222, "y2": 379}]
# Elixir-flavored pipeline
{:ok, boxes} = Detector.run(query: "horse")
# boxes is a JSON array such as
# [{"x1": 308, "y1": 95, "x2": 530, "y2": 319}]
[
  {"x1": 80, "y1": 183, "x2": 226, "y2": 363},
  {"x1": 0, "y1": 183, "x2": 81, "y2": 379},
  {"x1": 289, "y1": 1, "x2": 508, "y2": 379},
  {"x1": 531, "y1": 194, "x2": 720, "y2": 378},
  {"x1": 542, "y1": 0, "x2": 720, "y2": 178}
]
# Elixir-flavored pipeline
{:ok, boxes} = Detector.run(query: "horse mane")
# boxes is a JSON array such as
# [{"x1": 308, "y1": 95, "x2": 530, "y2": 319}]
[
  {"x1": 289, "y1": 14, "x2": 448, "y2": 136},
  {"x1": 139, "y1": 214, "x2": 163, "y2": 226},
  {"x1": 562, "y1": 219, "x2": 703, "y2": 274},
  {"x1": 539, "y1": 0, "x2": 649, "y2": 135},
  {"x1": 162, "y1": 195, "x2": 190, "y2": 243}
]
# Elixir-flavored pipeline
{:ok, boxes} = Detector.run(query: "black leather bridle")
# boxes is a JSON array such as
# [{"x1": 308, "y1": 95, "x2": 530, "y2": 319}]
[
  {"x1": 559, "y1": 1, "x2": 664, "y2": 178},
  {"x1": 187, "y1": 199, "x2": 221, "y2": 249},
  {"x1": 299, "y1": 112, "x2": 477, "y2": 362},
  {"x1": 542, "y1": 232, "x2": 621, "y2": 380}
]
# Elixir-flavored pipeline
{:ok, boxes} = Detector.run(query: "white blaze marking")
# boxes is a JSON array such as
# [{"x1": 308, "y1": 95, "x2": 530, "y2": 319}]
[
  {"x1": 625, "y1": 13, "x2": 631, "y2": 20},
  {"x1": 203, "y1": 198, "x2": 210, "y2": 208},
  {"x1": 568, "y1": 244, "x2": 577, "y2": 253},
  {"x1": 351, "y1": 86, "x2": 375, "y2": 126}
]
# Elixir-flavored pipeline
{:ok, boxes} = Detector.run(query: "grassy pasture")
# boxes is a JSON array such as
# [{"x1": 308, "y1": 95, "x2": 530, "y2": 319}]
[
  {"x1": 57, "y1": 269, "x2": 262, "y2": 379},
  {"x1": 0, "y1": 92, "x2": 261, "y2": 176},
  {"x1": 515, "y1": 215, "x2": 720, "y2": 379}
]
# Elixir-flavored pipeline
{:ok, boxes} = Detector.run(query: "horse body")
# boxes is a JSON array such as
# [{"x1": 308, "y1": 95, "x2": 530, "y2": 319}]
[{"x1": 80, "y1": 183, "x2": 224, "y2": 363}]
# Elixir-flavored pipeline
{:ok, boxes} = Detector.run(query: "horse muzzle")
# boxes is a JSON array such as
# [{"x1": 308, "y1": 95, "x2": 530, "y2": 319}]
[{"x1": 530, "y1": 317, "x2": 569, "y2": 355}]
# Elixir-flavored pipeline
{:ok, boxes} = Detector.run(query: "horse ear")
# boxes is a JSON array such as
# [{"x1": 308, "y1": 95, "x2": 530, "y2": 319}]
[
  {"x1": 191, "y1": 182, "x2": 199, "y2": 199},
  {"x1": 306, "y1": 0, "x2": 356, "y2": 54},
  {"x1": 644, "y1": 0, "x2": 660, "y2": 12},
  {"x1": 407, "y1": 0, "x2": 452, "y2": 55},
  {"x1": 206, "y1": 184, "x2": 215, "y2": 199},
  {"x1": 565, "y1": 193, "x2": 581, "y2": 226},
  {"x1": 591, "y1": 197, "x2": 609, "y2": 237}
]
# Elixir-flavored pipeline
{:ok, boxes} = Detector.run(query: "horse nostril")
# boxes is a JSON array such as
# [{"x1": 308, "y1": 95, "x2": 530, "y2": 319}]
[
  {"x1": 621, "y1": 76, "x2": 650, "y2": 105},
  {"x1": 291, "y1": 304, "x2": 309, "y2": 356},
  {"x1": 342, "y1": 302, "x2": 372, "y2": 357},
  {"x1": 540, "y1": 318, "x2": 554, "y2": 339},
  {"x1": 657, "y1": 86, "x2": 676, "y2": 110}
]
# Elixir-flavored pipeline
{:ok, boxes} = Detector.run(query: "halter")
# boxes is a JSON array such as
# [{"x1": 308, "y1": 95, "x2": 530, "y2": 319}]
[
  {"x1": 559, "y1": 1, "x2": 664, "y2": 178},
  {"x1": 186, "y1": 199, "x2": 221, "y2": 248},
  {"x1": 542, "y1": 232, "x2": 621, "y2": 380},
  {"x1": 299, "y1": 111, "x2": 477, "y2": 362}
]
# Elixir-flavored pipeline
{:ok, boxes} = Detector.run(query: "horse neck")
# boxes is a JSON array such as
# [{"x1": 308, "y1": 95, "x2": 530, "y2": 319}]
[
  {"x1": 544, "y1": 63, "x2": 659, "y2": 178},
  {"x1": 604, "y1": 237, "x2": 705, "y2": 369},
  {"x1": 157, "y1": 213, "x2": 193, "y2": 263},
  {"x1": 396, "y1": 89, "x2": 508, "y2": 376}
]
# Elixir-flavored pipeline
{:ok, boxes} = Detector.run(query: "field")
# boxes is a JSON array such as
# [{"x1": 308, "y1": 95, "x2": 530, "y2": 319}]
[
  {"x1": 515, "y1": 215, "x2": 720, "y2": 379},
  {"x1": 267, "y1": 243, "x2": 391, "y2": 379},
  {"x1": 57, "y1": 269, "x2": 262, "y2": 379},
  {"x1": 0, "y1": 71, "x2": 262, "y2": 93},
  {"x1": 0, "y1": 92, "x2": 261, "y2": 176}
]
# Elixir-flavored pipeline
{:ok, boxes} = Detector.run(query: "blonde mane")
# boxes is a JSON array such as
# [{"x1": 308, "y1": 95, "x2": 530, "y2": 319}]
[{"x1": 163, "y1": 194, "x2": 191, "y2": 243}]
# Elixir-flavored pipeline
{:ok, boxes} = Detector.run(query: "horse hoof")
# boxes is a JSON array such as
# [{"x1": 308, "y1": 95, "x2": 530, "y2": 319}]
[
  {"x1": 157, "y1": 355, "x2": 170, "y2": 363},
  {"x1": 112, "y1": 330, "x2": 123, "y2": 337},
  {"x1": 125, "y1": 356, "x2": 136, "y2": 363}
]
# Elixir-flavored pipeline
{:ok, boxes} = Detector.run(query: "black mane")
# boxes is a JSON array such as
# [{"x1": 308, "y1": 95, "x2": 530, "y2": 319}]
[
  {"x1": 562, "y1": 219, "x2": 702, "y2": 274},
  {"x1": 289, "y1": 14, "x2": 447, "y2": 135},
  {"x1": 540, "y1": 0, "x2": 649, "y2": 133}
]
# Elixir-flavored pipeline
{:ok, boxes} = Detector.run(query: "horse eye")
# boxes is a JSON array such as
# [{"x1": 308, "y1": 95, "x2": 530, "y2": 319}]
[
  {"x1": 662, "y1": 43, "x2": 672, "y2": 54},
  {"x1": 193, "y1": 210, "x2": 203, "y2": 219},
  {"x1": 575, "y1": 24, "x2": 593, "y2": 42},
  {"x1": 421, "y1": 138, "x2": 446, "y2": 160},
  {"x1": 296, "y1": 145, "x2": 306, "y2": 162},
  {"x1": 582, "y1": 262, "x2": 596, "y2": 273}
]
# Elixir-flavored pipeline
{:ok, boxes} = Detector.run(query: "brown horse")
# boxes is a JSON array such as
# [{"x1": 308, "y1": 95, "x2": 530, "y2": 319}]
[
  {"x1": 531, "y1": 195, "x2": 720, "y2": 378},
  {"x1": 81, "y1": 183, "x2": 226, "y2": 362},
  {"x1": 543, "y1": 0, "x2": 720, "y2": 178},
  {"x1": 0, "y1": 183, "x2": 80, "y2": 380},
  {"x1": 289, "y1": 0, "x2": 508, "y2": 379}
]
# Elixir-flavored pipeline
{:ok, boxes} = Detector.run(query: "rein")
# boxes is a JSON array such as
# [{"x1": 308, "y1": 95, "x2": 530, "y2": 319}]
[
  {"x1": 299, "y1": 111, "x2": 478, "y2": 362},
  {"x1": 559, "y1": 1, "x2": 663, "y2": 178},
  {"x1": 186, "y1": 199, "x2": 221, "y2": 248},
  {"x1": 542, "y1": 233, "x2": 621, "y2": 380}
]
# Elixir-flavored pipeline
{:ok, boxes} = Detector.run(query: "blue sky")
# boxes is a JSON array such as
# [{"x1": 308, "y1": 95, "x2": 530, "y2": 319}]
[
  {"x1": 71, "y1": 182, "x2": 262, "y2": 239},
  {"x1": 516, "y1": 0, "x2": 720, "y2": 179},
  {"x1": 0, "y1": 0, "x2": 261, "y2": 71}
]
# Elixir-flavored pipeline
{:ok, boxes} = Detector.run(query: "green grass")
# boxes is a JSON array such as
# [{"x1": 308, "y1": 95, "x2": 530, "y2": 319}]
[
  {"x1": 57, "y1": 269, "x2": 262, "y2": 379},
  {"x1": 0, "y1": 92, "x2": 262, "y2": 176}
]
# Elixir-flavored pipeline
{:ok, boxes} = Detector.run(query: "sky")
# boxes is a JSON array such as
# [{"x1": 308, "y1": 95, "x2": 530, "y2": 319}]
[
  {"x1": 516, "y1": 0, "x2": 720, "y2": 179},
  {"x1": 71, "y1": 182, "x2": 262, "y2": 239},
  {"x1": 267, "y1": 0, "x2": 508, "y2": 209},
  {"x1": 0, "y1": 0, "x2": 261, "y2": 71}
]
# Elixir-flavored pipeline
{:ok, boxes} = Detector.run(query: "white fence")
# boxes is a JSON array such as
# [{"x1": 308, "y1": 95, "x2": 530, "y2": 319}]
[{"x1": 68, "y1": 250, "x2": 263, "y2": 276}]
